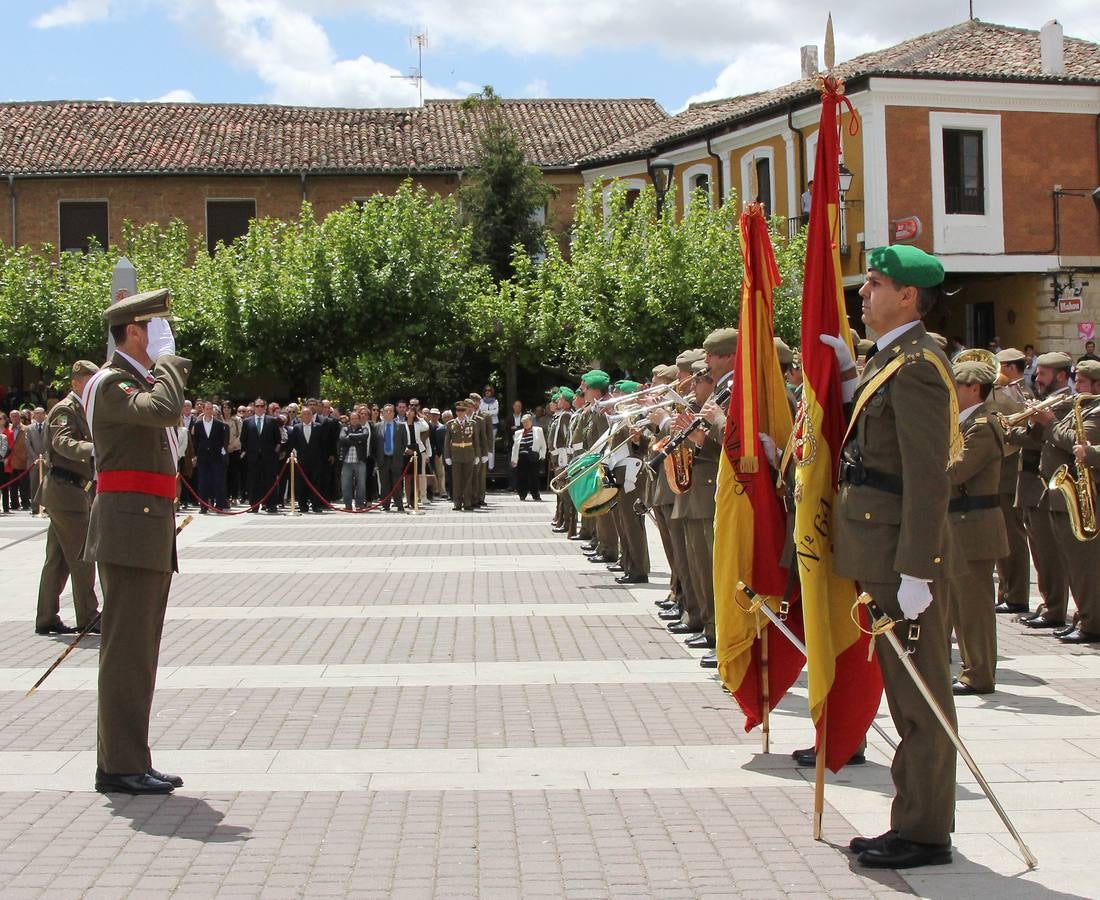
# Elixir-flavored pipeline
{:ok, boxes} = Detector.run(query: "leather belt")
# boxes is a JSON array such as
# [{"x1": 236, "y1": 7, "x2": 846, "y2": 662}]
[
  {"x1": 49, "y1": 465, "x2": 94, "y2": 493},
  {"x1": 97, "y1": 469, "x2": 176, "y2": 499},
  {"x1": 949, "y1": 494, "x2": 999, "y2": 513},
  {"x1": 451, "y1": 441, "x2": 473, "y2": 448},
  {"x1": 838, "y1": 460, "x2": 903, "y2": 495}
]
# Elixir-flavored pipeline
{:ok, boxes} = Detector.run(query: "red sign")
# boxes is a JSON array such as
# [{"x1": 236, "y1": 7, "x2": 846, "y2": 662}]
[
  {"x1": 1079, "y1": 322, "x2": 1096, "y2": 341},
  {"x1": 891, "y1": 216, "x2": 922, "y2": 243},
  {"x1": 1058, "y1": 296, "x2": 1083, "y2": 314}
]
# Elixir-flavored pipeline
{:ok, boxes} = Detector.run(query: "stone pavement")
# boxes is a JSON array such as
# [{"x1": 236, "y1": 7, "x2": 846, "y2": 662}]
[{"x1": 0, "y1": 496, "x2": 1096, "y2": 898}]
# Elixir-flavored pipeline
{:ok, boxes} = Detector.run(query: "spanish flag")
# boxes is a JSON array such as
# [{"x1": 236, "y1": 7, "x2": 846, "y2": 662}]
[
  {"x1": 714, "y1": 204, "x2": 804, "y2": 730},
  {"x1": 791, "y1": 78, "x2": 882, "y2": 771}
]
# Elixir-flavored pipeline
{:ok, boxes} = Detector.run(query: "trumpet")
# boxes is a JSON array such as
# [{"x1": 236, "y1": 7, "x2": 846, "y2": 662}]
[
  {"x1": 996, "y1": 393, "x2": 1091, "y2": 430},
  {"x1": 594, "y1": 382, "x2": 679, "y2": 411}
]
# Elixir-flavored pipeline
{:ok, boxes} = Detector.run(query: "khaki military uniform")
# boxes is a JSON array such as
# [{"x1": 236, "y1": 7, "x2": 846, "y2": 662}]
[
  {"x1": 570, "y1": 405, "x2": 594, "y2": 541},
  {"x1": 445, "y1": 415, "x2": 482, "y2": 510},
  {"x1": 939, "y1": 401, "x2": 1008, "y2": 693},
  {"x1": 36, "y1": 393, "x2": 99, "y2": 630},
  {"x1": 990, "y1": 380, "x2": 1034, "y2": 609},
  {"x1": 833, "y1": 321, "x2": 959, "y2": 847},
  {"x1": 84, "y1": 351, "x2": 190, "y2": 775},
  {"x1": 585, "y1": 404, "x2": 618, "y2": 561},
  {"x1": 548, "y1": 409, "x2": 575, "y2": 533},
  {"x1": 610, "y1": 430, "x2": 650, "y2": 578},
  {"x1": 470, "y1": 408, "x2": 492, "y2": 505},
  {"x1": 648, "y1": 417, "x2": 685, "y2": 606}
]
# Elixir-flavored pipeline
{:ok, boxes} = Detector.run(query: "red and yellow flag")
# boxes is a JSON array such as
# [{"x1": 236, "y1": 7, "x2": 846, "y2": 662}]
[
  {"x1": 714, "y1": 204, "x2": 804, "y2": 730},
  {"x1": 791, "y1": 78, "x2": 882, "y2": 771}
]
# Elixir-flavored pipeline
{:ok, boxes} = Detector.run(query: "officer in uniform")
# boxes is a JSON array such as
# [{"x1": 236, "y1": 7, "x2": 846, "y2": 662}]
[
  {"x1": 579, "y1": 370, "x2": 619, "y2": 565},
  {"x1": 570, "y1": 386, "x2": 597, "y2": 547},
  {"x1": 607, "y1": 380, "x2": 650, "y2": 585},
  {"x1": 549, "y1": 389, "x2": 576, "y2": 535},
  {"x1": 84, "y1": 289, "x2": 191, "y2": 795},
  {"x1": 35, "y1": 360, "x2": 101, "y2": 636},
  {"x1": 942, "y1": 358, "x2": 1008, "y2": 695},
  {"x1": 991, "y1": 348, "x2": 1035, "y2": 615},
  {"x1": 647, "y1": 365, "x2": 687, "y2": 613},
  {"x1": 829, "y1": 245, "x2": 960, "y2": 868},
  {"x1": 468, "y1": 392, "x2": 493, "y2": 507},
  {"x1": 445, "y1": 400, "x2": 482, "y2": 511}
]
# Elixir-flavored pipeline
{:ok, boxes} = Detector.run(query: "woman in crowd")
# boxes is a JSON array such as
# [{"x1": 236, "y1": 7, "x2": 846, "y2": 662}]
[{"x1": 510, "y1": 413, "x2": 546, "y2": 502}]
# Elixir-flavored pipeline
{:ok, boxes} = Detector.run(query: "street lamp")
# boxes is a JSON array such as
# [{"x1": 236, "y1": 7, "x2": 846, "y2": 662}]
[
  {"x1": 838, "y1": 162, "x2": 855, "y2": 194},
  {"x1": 838, "y1": 162, "x2": 855, "y2": 255},
  {"x1": 650, "y1": 157, "x2": 675, "y2": 217}
]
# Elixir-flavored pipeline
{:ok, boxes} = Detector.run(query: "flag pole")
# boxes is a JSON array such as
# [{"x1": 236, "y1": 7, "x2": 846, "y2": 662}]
[
  {"x1": 759, "y1": 622, "x2": 771, "y2": 753},
  {"x1": 814, "y1": 708, "x2": 827, "y2": 840}
]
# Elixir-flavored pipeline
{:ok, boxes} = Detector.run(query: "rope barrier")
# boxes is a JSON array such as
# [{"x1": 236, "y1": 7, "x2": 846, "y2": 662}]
[
  {"x1": 0, "y1": 465, "x2": 32, "y2": 492},
  {"x1": 293, "y1": 455, "x2": 415, "y2": 514},
  {"x1": 179, "y1": 457, "x2": 291, "y2": 515}
]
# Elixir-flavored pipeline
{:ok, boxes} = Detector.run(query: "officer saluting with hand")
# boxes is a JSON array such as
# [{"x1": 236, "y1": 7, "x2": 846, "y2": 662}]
[{"x1": 82, "y1": 289, "x2": 192, "y2": 795}]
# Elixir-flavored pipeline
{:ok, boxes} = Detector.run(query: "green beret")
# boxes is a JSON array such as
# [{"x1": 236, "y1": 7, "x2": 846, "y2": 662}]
[
  {"x1": 953, "y1": 359, "x2": 996, "y2": 385},
  {"x1": 675, "y1": 348, "x2": 705, "y2": 368},
  {"x1": 549, "y1": 390, "x2": 561, "y2": 403},
  {"x1": 581, "y1": 369, "x2": 610, "y2": 391},
  {"x1": 71, "y1": 359, "x2": 99, "y2": 377},
  {"x1": 773, "y1": 338, "x2": 793, "y2": 366},
  {"x1": 103, "y1": 288, "x2": 174, "y2": 326},
  {"x1": 857, "y1": 338, "x2": 876, "y2": 356},
  {"x1": 615, "y1": 380, "x2": 641, "y2": 394},
  {"x1": 927, "y1": 331, "x2": 949, "y2": 351},
  {"x1": 1036, "y1": 351, "x2": 1073, "y2": 370},
  {"x1": 996, "y1": 348, "x2": 1026, "y2": 365},
  {"x1": 867, "y1": 245, "x2": 944, "y2": 288},
  {"x1": 1077, "y1": 359, "x2": 1100, "y2": 380},
  {"x1": 703, "y1": 327, "x2": 738, "y2": 356},
  {"x1": 558, "y1": 387, "x2": 576, "y2": 402}
]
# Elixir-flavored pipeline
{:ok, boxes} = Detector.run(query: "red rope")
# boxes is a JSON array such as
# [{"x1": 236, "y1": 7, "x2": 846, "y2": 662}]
[
  {"x1": 180, "y1": 458, "x2": 291, "y2": 515},
  {"x1": 293, "y1": 455, "x2": 415, "y2": 514},
  {"x1": 0, "y1": 466, "x2": 32, "y2": 491}
]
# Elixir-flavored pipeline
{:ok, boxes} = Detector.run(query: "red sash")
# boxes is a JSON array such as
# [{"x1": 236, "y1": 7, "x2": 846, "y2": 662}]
[{"x1": 97, "y1": 469, "x2": 177, "y2": 499}]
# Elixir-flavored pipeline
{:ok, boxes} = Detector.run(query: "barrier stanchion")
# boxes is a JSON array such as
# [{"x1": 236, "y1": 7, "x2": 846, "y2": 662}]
[
  {"x1": 407, "y1": 452, "x2": 425, "y2": 516},
  {"x1": 35, "y1": 457, "x2": 46, "y2": 517},
  {"x1": 290, "y1": 451, "x2": 301, "y2": 516}
]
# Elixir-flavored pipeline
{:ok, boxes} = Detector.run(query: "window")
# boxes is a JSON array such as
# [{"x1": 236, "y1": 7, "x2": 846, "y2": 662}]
[
  {"x1": 206, "y1": 200, "x2": 256, "y2": 254},
  {"x1": 59, "y1": 201, "x2": 108, "y2": 253},
  {"x1": 755, "y1": 158, "x2": 772, "y2": 217},
  {"x1": 943, "y1": 129, "x2": 984, "y2": 215}
]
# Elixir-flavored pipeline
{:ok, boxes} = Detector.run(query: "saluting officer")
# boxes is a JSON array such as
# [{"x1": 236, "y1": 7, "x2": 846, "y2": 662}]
[
  {"x1": 445, "y1": 400, "x2": 482, "y2": 511},
  {"x1": 84, "y1": 289, "x2": 191, "y2": 795},
  {"x1": 828, "y1": 246, "x2": 961, "y2": 869},
  {"x1": 35, "y1": 360, "x2": 101, "y2": 636}
]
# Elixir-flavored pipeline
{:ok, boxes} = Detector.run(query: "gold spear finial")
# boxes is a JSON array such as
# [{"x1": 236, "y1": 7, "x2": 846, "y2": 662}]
[{"x1": 824, "y1": 13, "x2": 836, "y2": 72}]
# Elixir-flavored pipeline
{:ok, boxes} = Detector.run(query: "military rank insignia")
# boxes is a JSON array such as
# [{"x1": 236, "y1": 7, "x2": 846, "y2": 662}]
[{"x1": 118, "y1": 382, "x2": 137, "y2": 396}]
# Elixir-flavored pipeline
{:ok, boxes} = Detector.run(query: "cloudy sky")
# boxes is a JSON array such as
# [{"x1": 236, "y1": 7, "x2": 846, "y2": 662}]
[{"x1": 8, "y1": 0, "x2": 1100, "y2": 111}]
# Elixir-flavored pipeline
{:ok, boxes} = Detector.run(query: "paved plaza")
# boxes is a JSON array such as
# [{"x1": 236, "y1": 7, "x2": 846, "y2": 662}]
[{"x1": 0, "y1": 495, "x2": 1097, "y2": 898}]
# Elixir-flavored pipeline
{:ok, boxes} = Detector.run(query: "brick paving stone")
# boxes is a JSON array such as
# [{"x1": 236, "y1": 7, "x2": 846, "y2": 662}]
[
  {"x1": 1044, "y1": 677, "x2": 1100, "y2": 713},
  {"x1": 186, "y1": 541, "x2": 579, "y2": 558},
  {"x1": 205, "y1": 523, "x2": 555, "y2": 543}
]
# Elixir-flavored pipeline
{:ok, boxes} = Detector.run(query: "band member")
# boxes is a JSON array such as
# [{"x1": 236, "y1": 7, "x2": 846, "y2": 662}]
[
  {"x1": 580, "y1": 371, "x2": 618, "y2": 565},
  {"x1": 607, "y1": 380, "x2": 649, "y2": 584}
]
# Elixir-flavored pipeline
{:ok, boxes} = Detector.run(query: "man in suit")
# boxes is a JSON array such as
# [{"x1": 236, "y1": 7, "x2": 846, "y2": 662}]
[
  {"x1": 288, "y1": 405, "x2": 328, "y2": 513},
  {"x1": 190, "y1": 400, "x2": 228, "y2": 512},
  {"x1": 27, "y1": 407, "x2": 49, "y2": 514},
  {"x1": 373, "y1": 403, "x2": 410, "y2": 511},
  {"x1": 82, "y1": 288, "x2": 190, "y2": 795},
  {"x1": 241, "y1": 397, "x2": 281, "y2": 513},
  {"x1": 36, "y1": 361, "x2": 100, "y2": 636},
  {"x1": 828, "y1": 245, "x2": 960, "y2": 868}
]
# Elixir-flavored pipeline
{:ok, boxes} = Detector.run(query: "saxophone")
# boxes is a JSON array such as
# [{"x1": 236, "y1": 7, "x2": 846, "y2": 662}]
[{"x1": 1049, "y1": 394, "x2": 1099, "y2": 542}]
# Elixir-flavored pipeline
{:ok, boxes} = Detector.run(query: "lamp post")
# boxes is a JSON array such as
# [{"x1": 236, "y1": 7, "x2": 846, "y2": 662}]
[
  {"x1": 838, "y1": 161, "x2": 854, "y2": 254},
  {"x1": 650, "y1": 157, "x2": 675, "y2": 218}
]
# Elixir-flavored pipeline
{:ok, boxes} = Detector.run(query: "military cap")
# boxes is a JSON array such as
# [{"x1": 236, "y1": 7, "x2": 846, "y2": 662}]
[
  {"x1": 691, "y1": 359, "x2": 709, "y2": 375},
  {"x1": 658, "y1": 364, "x2": 680, "y2": 381},
  {"x1": 867, "y1": 245, "x2": 944, "y2": 288},
  {"x1": 953, "y1": 359, "x2": 997, "y2": 385},
  {"x1": 1036, "y1": 351, "x2": 1073, "y2": 370},
  {"x1": 703, "y1": 327, "x2": 738, "y2": 355},
  {"x1": 996, "y1": 347, "x2": 1027, "y2": 365},
  {"x1": 615, "y1": 380, "x2": 641, "y2": 394},
  {"x1": 455, "y1": 400, "x2": 469, "y2": 411},
  {"x1": 927, "y1": 331, "x2": 949, "y2": 351},
  {"x1": 71, "y1": 359, "x2": 99, "y2": 377},
  {"x1": 651, "y1": 364, "x2": 664, "y2": 378},
  {"x1": 558, "y1": 387, "x2": 576, "y2": 402},
  {"x1": 581, "y1": 369, "x2": 610, "y2": 390},
  {"x1": 773, "y1": 338, "x2": 794, "y2": 366},
  {"x1": 468, "y1": 392, "x2": 481, "y2": 402},
  {"x1": 675, "y1": 348, "x2": 705, "y2": 369},
  {"x1": 1077, "y1": 359, "x2": 1100, "y2": 381},
  {"x1": 103, "y1": 288, "x2": 174, "y2": 326},
  {"x1": 857, "y1": 338, "x2": 876, "y2": 356}
]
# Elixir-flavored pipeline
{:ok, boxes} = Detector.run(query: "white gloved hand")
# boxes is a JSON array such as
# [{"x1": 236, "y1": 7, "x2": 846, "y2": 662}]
[
  {"x1": 445, "y1": 458, "x2": 452, "y2": 466},
  {"x1": 818, "y1": 334, "x2": 858, "y2": 402},
  {"x1": 487, "y1": 454, "x2": 495, "y2": 471},
  {"x1": 146, "y1": 317, "x2": 176, "y2": 361},
  {"x1": 758, "y1": 432, "x2": 777, "y2": 468},
  {"x1": 897, "y1": 574, "x2": 934, "y2": 620}
]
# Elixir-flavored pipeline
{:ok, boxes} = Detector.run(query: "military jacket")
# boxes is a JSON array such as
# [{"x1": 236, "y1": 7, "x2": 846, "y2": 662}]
[
  {"x1": 82, "y1": 352, "x2": 191, "y2": 573},
  {"x1": 1005, "y1": 387, "x2": 1070, "y2": 509},
  {"x1": 41, "y1": 393, "x2": 95, "y2": 515},
  {"x1": 1040, "y1": 395, "x2": 1100, "y2": 509},
  {"x1": 989, "y1": 381, "x2": 1030, "y2": 496},
  {"x1": 832, "y1": 321, "x2": 961, "y2": 582},
  {"x1": 444, "y1": 416, "x2": 482, "y2": 462},
  {"x1": 947, "y1": 401, "x2": 1008, "y2": 562},
  {"x1": 672, "y1": 397, "x2": 718, "y2": 521}
]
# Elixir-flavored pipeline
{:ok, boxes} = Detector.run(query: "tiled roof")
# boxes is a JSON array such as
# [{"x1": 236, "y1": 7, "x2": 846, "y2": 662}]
[
  {"x1": 0, "y1": 98, "x2": 667, "y2": 177},
  {"x1": 581, "y1": 19, "x2": 1100, "y2": 166}
]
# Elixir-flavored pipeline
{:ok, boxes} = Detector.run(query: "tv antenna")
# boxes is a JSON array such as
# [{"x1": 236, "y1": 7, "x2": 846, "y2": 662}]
[{"x1": 391, "y1": 29, "x2": 427, "y2": 106}]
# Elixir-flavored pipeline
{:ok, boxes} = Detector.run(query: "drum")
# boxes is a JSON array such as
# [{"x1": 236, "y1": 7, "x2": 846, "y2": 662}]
[{"x1": 566, "y1": 453, "x2": 618, "y2": 517}]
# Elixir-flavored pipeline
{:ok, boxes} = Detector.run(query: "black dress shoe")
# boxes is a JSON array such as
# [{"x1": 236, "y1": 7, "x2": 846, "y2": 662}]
[
  {"x1": 581, "y1": 542, "x2": 597, "y2": 552},
  {"x1": 567, "y1": 534, "x2": 584, "y2": 541},
  {"x1": 849, "y1": 830, "x2": 897, "y2": 854},
  {"x1": 667, "y1": 621, "x2": 700, "y2": 635},
  {"x1": 551, "y1": 526, "x2": 567, "y2": 533},
  {"x1": 95, "y1": 771, "x2": 174, "y2": 795},
  {"x1": 589, "y1": 554, "x2": 615, "y2": 564},
  {"x1": 606, "y1": 564, "x2": 624, "y2": 573},
  {"x1": 35, "y1": 621, "x2": 77, "y2": 635},
  {"x1": 1059, "y1": 628, "x2": 1100, "y2": 644},
  {"x1": 1022, "y1": 615, "x2": 1066, "y2": 629},
  {"x1": 1054, "y1": 623, "x2": 1078, "y2": 638},
  {"x1": 656, "y1": 598, "x2": 676, "y2": 609},
  {"x1": 685, "y1": 633, "x2": 716, "y2": 649},
  {"x1": 615, "y1": 574, "x2": 648, "y2": 585},
  {"x1": 699, "y1": 651, "x2": 717, "y2": 669},
  {"x1": 857, "y1": 836, "x2": 951, "y2": 869},
  {"x1": 792, "y1": 747, "x2": 865, "y2": 767},
  {"x1": 658, "y1": 604, "x2": 683, "y2": 621},
  {"x1": 952, "y1": 680, "x2": 990, "y2": 696},
  {"x1": 148, "y1": 766, "x2": 184, "y2": 788},
  {"x1": 994, "y1": 602, "x2": 1029, "y2": 615}
]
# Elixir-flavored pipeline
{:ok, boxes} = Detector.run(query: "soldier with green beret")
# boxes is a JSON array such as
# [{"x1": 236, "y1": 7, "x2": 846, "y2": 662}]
[
  {"x1": 606, "y1": 378, "x2": 650, "y2": 586},
  {"x1": 548, "y1": 388, "x2": 576, "y2": 534},
  {"x1": 581, "y1": 370, "x2": 619, "y2": 565},
  {"x1": 84, "y1": 288, "x2": 191, "y2": 795},
  {"x1": 35, "y1": 360, "x2": 102, "y2": 637},
  {"x1": 939, "y1": 358, "x2": 1007, "y2": 695}
]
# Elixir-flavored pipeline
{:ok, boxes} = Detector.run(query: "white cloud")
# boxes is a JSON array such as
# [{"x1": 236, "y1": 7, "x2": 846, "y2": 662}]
[
  {"x1": 154, "y1": 88, "x2": 197, "y2": 102},
  {"x1": 32, "y1": 0, "x2": 112, "y2": 28},
  {"x1": 523, "y1": 78, "x2": 550, "y2": 98}
]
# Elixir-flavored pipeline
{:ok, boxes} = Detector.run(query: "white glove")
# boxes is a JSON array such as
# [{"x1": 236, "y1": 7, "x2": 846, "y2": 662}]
[
  {"x1": 146, "y1": 317, "x2": 176, "y2": 361},
  {"x1": 758, "y1": 433, "x2": 777, "y2": 468},
  {"x1": 818, "y1": 334, "x2": 858, "y2": 402},
  {"x1": 445, "y1": 458, "x2": 451, "y2": 466},
  {"x1": 897, "y1": 574, "x2": 934, "y2": 620},
  {"x1": 487, "y1": 454, "x2": 495, "y2": 470}
]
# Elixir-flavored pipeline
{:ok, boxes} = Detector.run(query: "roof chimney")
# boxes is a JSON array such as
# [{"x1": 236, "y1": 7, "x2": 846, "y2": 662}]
[
  {"x1": 1041, "y1": 19, "x2": 1065, "y2": 75},
  {"x1": 801, "y1": 45, "x2": 819, "y2": 80}
]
